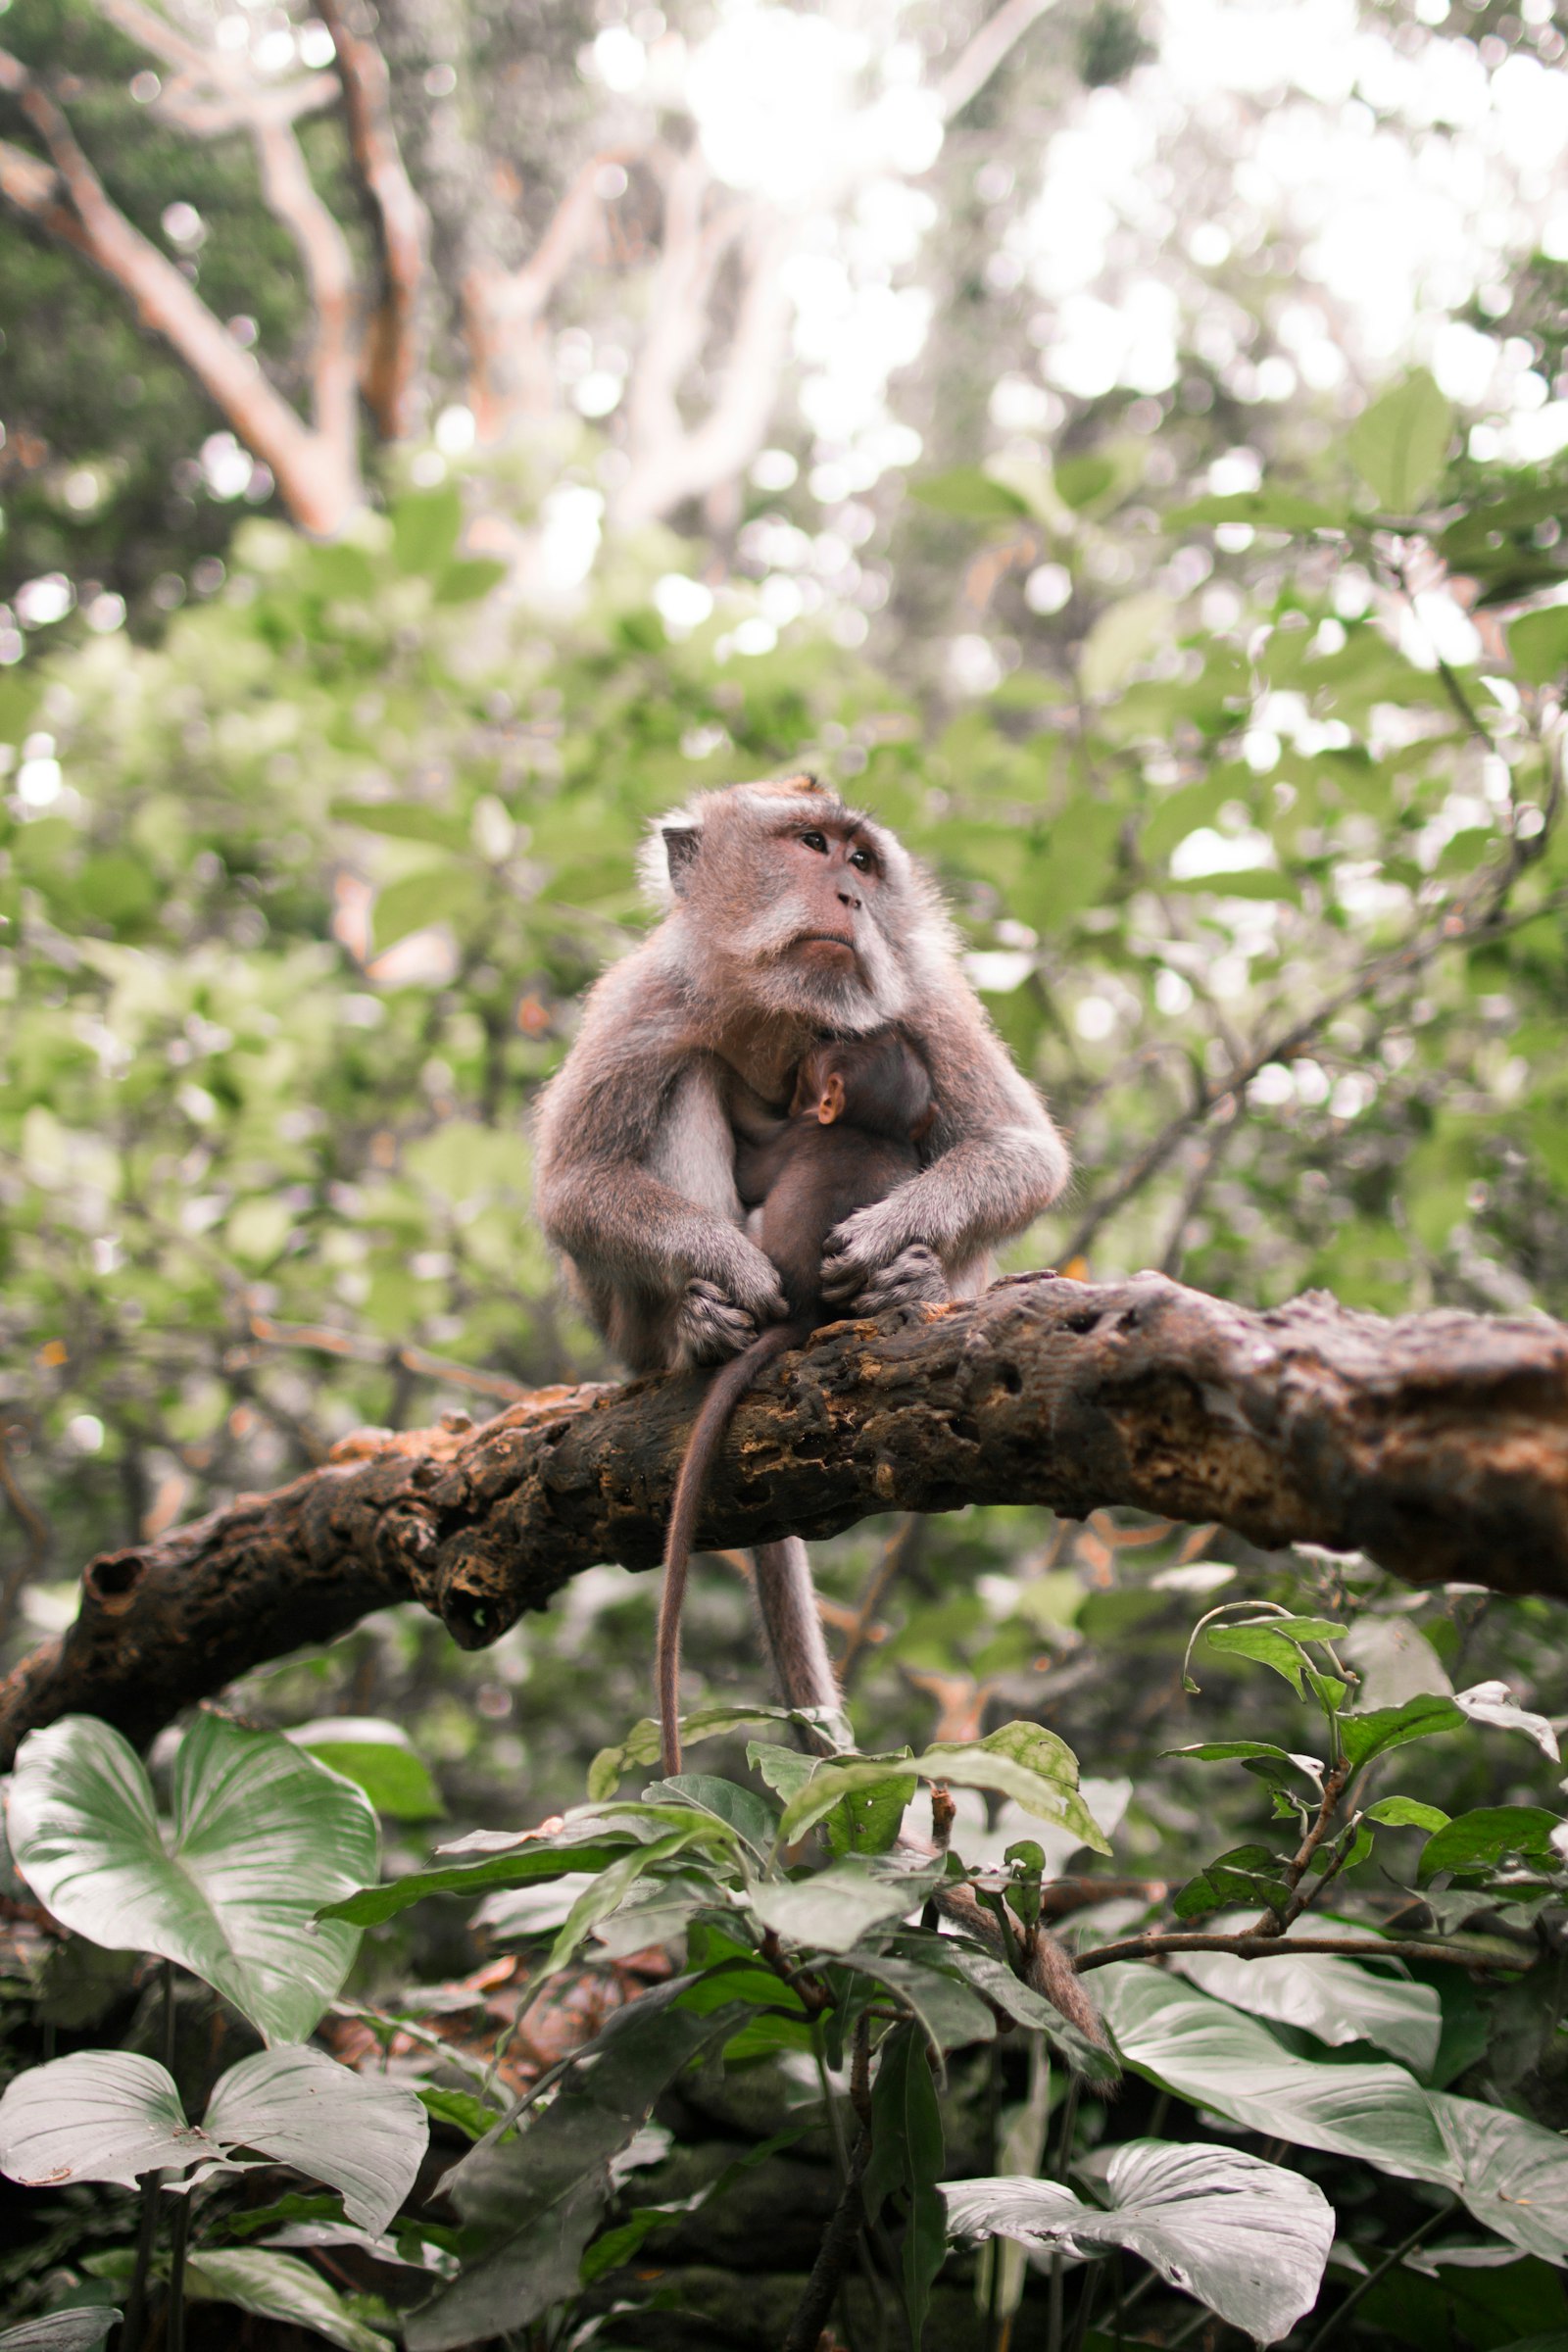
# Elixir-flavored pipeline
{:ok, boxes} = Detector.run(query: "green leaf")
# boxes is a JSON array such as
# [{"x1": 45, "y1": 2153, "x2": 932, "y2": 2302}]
[
  {"x1": 371, "y1": 864, "x2": 478, "y2": 953},
  {"x1": 1507, "y1": 606, "x2": 1568, "y2": 688},
  {"x1": 838, "y1": 1947, "x2": 999, "y2": 2055},
  {"x1": 909, "y1": 466, "x2": 1031, "y2": 521},
  {"x1": 945, "y1": 2139, "x2": 1334, "y2": 2343},
  {"x1": 8, "y1": 1714, "x2": 376, "y2": 2042},
  {"x1": 1453, "y1": 1681, "x2": 1560, "y2": 1760},
  {"x1": 1167, "y1": 489, "x2": 1346, "y2": 532},
  {"x1": 329, "y1": 802, "x2": 471, "y2": 853},
  {"x1": 413, "y1": 1985, "x2": 751, "y2": 2350},
  {"x1": 288, "y1": 1719, "x2": 443, "y2": 1821},
  {"x1": 920, "y1": 1941, "x2": 1119, "y2": 2084},
  {"x1": 640, "y1": 1774, "x2": 777, "y2": 1857},
  {"x1": 545, "y1": 1825, "x2": 732, "y2": 1973},
  {"x1": 203, "y1": 2046, "x2": 426, "y2": 2234},
  {"x1": 0, "y1": 2320, "x2": 119, "y2": 2351},
  {"x1": 822, "y1": 1771, "x2": 917, "y2": 1856},
  {"x1": 1080, "y1": 592, "x2": 1173, "y2": 698},
  {"x1": 777, "y1": 1723, "x2": 1107, "y2": 1852},
  {"x1": 1417, "y1": 1807, "x2": 1564, "y2": 1885},
  {"x1": 0, "y1": 2044, "x2": 424, "y2": 2235},
  {"x1": 1167, "y1": 1923, "x2": 1443, "y2": 2073},
  {"x1": 865, "y1": 2025, "x2": 947, "y2": 2346},
  {"x1": 321, "y1": 1818, "x2": 653, "y2": 1927},
  {"x1": 1347, "y1": 368, "x2": 1453, "y2": 512},
  {"x1": 1434, "y1": 2093, "x2": 1568, "y2": 2264},
  {"x1": 435, "y1": 559, "x2": 509, "y2": 605},
  {"x1": 1173, "y1": 1843, "x2": 1288, "y2": 1921},
  {"x1": 184, "y1": 2249, "x2": 389, "y2": 2352},
  {"x1": 749, "y1": 1857, "x2": 941, "y2": 1955},
  {"x1": 1054, "y1": 454, "x2": 1118, "y2": 511},
  {"x1": 1099, "y1": 1964, "x2": 1457, "y2": 2183},
  {"x1": 1364, "y1": 1797, "x2": 1450, "y2": 1834},
  {"x1": 1340, "y1": 1691, "x2": 1467, "y2": 1771},
  {"x1": 392, "y1": 485, "x2": 463, "y2": 575},
  {"x1": 0, "y1": 2050, "x2": 216, "y2": 2189},
  {"x1": 1205, "y1": 1617, "x2": 1347, "y2": 1695}
]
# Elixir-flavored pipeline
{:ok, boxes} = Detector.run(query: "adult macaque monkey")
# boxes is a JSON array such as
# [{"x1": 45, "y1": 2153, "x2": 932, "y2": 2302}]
[{"x1": 534, "y1": 774, "x2": 1070, "y2": 1733}]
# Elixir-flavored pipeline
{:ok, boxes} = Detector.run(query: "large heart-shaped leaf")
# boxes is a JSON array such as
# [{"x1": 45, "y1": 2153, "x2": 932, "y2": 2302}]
[
  {"x1": 204, "y1": 2047, "x2": 426, "y2": 2234},
  {"x1": 1167, "y1": 1918, "x2": 1443, "y2": 2074},
  {"x1": 184, "y1": 2250, "x2": 388, "y2": 2352},
  {"x1": 1434, "y1": 2093, "x2": 1568, "y2": 2263},
  {"x1": 0, "y1": 2051, "x2": 218, "y2": 2189},
  {"x1": 286, "y1": 1718, "x2": 442, "y2": 1821},
  {"x1": 1099, "y1": 1965, "x2": 1455, "y2": 2184},
  {"x1": 7, "y1": 1713, "x2": 377, "y2": 2042},
  {"x1": 0, "y1": 2044, "x2": 424, "y2": 2233},
  {"x1": 0, "y1": 2318, "x2": 120, "y2": 2350},
  {"x1": 944, "y1": 2139, "x2": 1334, "y2": 2345}
]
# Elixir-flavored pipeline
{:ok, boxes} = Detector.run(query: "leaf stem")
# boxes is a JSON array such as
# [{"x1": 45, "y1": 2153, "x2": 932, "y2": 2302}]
[
  {"x1": 1076, "y1": 1930, "x2": 1528, "y2": 1973},
  {"x1": 1299, "y1": 2196, "x2": 1456, "y2": 2352},
  {"x1": 166, "y1": 2180, "x2": 193, "y2": 2352}
]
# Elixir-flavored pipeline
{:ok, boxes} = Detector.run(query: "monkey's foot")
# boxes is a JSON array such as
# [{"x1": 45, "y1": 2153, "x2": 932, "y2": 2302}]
[
  {"x1": 674, "y1": 1278, "x2": 760, "y2": 1365},
  {"x1": 839, "y1": 1243, "x2": 949, "y2": 1318}
]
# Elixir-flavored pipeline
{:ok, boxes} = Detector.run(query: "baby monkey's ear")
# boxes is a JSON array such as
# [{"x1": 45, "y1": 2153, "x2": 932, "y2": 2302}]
[{"x1": 815, "y1": 1071, "x2": 846, "y2": 1125}]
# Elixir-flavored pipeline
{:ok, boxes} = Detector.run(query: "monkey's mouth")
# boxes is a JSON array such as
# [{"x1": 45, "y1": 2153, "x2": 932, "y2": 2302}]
[{"x1": 795, "y1": 931, "x2": 858, "y2": 956}]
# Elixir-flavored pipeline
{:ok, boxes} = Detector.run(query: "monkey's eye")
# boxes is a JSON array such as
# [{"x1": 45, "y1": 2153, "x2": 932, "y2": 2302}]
[
  {"x1": 801, "y1": 829, "x2": 829, "y2": 854},
  {"x1": 849, "y1": 848, "x2": 873, "y2": 871}
]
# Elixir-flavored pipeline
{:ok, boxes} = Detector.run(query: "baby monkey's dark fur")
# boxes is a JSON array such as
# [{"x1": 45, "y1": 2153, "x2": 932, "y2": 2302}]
[{"x1": 657, "y1": 1030, "x2": 934, "y2": 1776}]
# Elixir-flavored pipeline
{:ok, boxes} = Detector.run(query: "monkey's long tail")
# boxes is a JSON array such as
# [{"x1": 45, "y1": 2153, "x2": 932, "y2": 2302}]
[{"x1": 658, "y1": 1320, "x2": 803, "y2": 1779}]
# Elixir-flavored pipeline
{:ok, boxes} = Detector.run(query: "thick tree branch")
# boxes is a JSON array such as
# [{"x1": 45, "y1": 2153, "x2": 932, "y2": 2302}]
[
  {"x1": 938, "y1": 0, "x2": 1065, "y2": 121},
  {"x1": 0, "y1": 43, "x2": 360, "y2": 533},
  {"x1": 316, "y1": 0, "x2": 428, "y2": 440},
  {"x1": 5, "y1": 1273, "x2": 1568, "y2": 1765},
  {"x1": 464, "y1": 151, "x2": 632, "y2": 435}
]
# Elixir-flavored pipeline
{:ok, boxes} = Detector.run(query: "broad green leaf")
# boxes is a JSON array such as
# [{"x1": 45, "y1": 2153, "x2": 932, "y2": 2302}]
[
  {"x1": 327, "y1": 802, "x2": 470, "y2": 852},
  {"x1": 823, "y1": 1771, "x2": 917, "y2": 1855},
  {"x1": 591, "y1": 1704, "x2": 847, "y2": 1799},
  {"x1": 920, "y1": 1941, "x2": 1119, "y2": 2084},
  {"x1": 909, "y1": 466, "x2": 1031, "y2": 520},
  {"x1": 371, "y1": 864, "x2": 478, "y2": 953},
  {"x1": 777, "y1": 1723, "x2": 1106, "y2": 1852},
  {"x1": 639, "y1": 1774, "x2": 777, "y2": 1857},
  {"x1": 7, "y1": 1714, "x2": 376, "y2": 2043},
  {"x1": 1166, "y1": 1919, "x2": 1443, "y2": 2073},
  {"x1": 415, "y1": 1986, "x2": 751, "y2": 2350},
  {"x1": 1205, "y1": 1617, "x2": 1347, "y2": 1695},
  {"x1": 287, "y1": 1719, "x2": 442, "y2": 1822},
  {"x1": 1167, "y1": 489, "x2": 1346, "y2": 532},
  {"x1": 865, "y1": 2025, "x2": 947, "y2": 2345},
  {"x1": 545, "y1": 1825, "x2": 730, "y2": 1972},
  {"x1": 204, "y1": 2046, "x2": 426, "y2": 2235},
  {"x1": 749, "y1": 1857, "x2": 941, "y2": 1954},
  {"x1": 1417, "y1": 1807, "x2": 1564, "y2": 1885},
  {"x1": 1099, "y1": 1965, "x2": 1457, "y2": 2183},
  {"x1": 1080, "y1": 592, "x2": 1173, "y2": 697},
  {"x1": 184, "y1": 2250, "x2": 388, "y2": 2352},
  {"x1": 1340, "y1": 1691, "x2": 1467, "y2": 1771},
  {"x1": 392, "y1": 484, "x2": 463, "y2": 574},
  {"x1": 1348, "y1": 369, "x2": 1453, "y2": 512},
  {"x1": 1173, "y1": 1843, "x2": 1288, "y2": 1921},
  {"x1": 1509, "y1": 605, "x2": 1568, "y2": 687},
  {"x1": 436, "y1": 558, "x2": 509, "y2": 605},
  {"x1": 323, "y1": 1821, "x2": 651, "y2": 1926},
  {"x1": 1364, "y1": 1797, "x2": 1449, "y2": 1834},
  {"x1": 0, "y1": 2051, "x2": 217, "y2": 2189},
  {"x1": 945, "y1": 2139, "x2": 1334, "y2": 2343},
  {"x1": 1434, "y1": 2094, "x2": 1568, "y2": 2264},
  {"x1": 838, "y1": 1947, "x2": 999, "y2": 2054},
  {"x1": 0, "y1": 2320, "x2": 120, "y2": 2350}
]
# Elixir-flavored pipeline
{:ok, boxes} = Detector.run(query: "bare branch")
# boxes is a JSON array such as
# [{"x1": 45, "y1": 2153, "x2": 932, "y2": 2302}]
[
  {"x1": 0, "y1": 46, "x2": 360, "y2": 533},
  {"x1": 938, "y1": 0, "x2": 1065, "y2": 122},
  {"x1": 316, "y1": 0, "x2": 428, "y2": 440},
  {"x1": 464, "y1": 151, "x2": 630, "y2": 436}
]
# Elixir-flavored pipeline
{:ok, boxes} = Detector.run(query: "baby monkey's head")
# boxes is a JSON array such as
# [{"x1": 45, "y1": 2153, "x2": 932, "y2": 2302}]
[{"x1": 789, "y1": 1029, "x2": 935, "y2": 1144}]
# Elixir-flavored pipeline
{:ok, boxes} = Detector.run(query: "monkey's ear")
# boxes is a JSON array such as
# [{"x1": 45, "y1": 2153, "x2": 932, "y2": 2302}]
[
  {"x1": 662, "y1": 827, "x2": 701, "y2": 896},
  {"x1": 815, "y1": 1072, "x2": 846, "y2": 1125}
]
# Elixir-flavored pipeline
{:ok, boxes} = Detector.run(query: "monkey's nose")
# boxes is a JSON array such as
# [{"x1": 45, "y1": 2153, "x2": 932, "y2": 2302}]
[{"x1": 837, "y1": 886, "x2": 861, "y2": 908}]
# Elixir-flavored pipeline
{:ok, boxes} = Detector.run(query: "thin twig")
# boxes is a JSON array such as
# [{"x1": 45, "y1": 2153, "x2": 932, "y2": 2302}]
[{"x1": 1075, "y1": 1930, "x2": 1529, "y2": 1974}]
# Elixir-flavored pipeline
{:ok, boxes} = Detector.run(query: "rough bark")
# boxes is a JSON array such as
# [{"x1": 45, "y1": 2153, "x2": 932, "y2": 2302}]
[{"x1": 5, "y1": 1270, "x2": 1568, "y2": 1766}]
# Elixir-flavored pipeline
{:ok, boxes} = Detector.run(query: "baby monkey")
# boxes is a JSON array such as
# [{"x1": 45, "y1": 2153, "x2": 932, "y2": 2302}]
[{"x1": 657, "y1": 1028, "x2": 935, "y2": 1776}]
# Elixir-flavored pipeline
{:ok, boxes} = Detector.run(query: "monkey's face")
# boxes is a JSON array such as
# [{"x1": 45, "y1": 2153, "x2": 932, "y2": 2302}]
[{"x1": 732, "y1": 810, "x2": 907, "y2": 1025}]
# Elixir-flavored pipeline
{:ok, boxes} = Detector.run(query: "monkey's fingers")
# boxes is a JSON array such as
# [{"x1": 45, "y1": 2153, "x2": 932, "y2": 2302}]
[
  {"x1": 674, "y1": 1278, "x2": 763, "y2": 1365},
  {"x1": 844, "y1": 1244, "x2": 949, "y2": 1318}
]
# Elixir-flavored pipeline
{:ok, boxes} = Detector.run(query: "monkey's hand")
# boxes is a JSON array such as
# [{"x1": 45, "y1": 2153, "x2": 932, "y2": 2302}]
[
  {"x1": 673, "y1": 1245, "x2": 788, "y2": 1366},
  {"x1": 821, "y1": 1209, "x2": 949, "y2": 1318}
]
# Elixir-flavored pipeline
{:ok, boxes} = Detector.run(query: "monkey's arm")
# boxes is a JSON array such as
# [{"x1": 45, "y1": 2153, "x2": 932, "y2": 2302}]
[
  {"x1": 534, "y1": 957, "x2": 788, "y2": 1364},
  {"x1": 821, "y1": 973, "x2": 1067, "y2": 1309}
]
